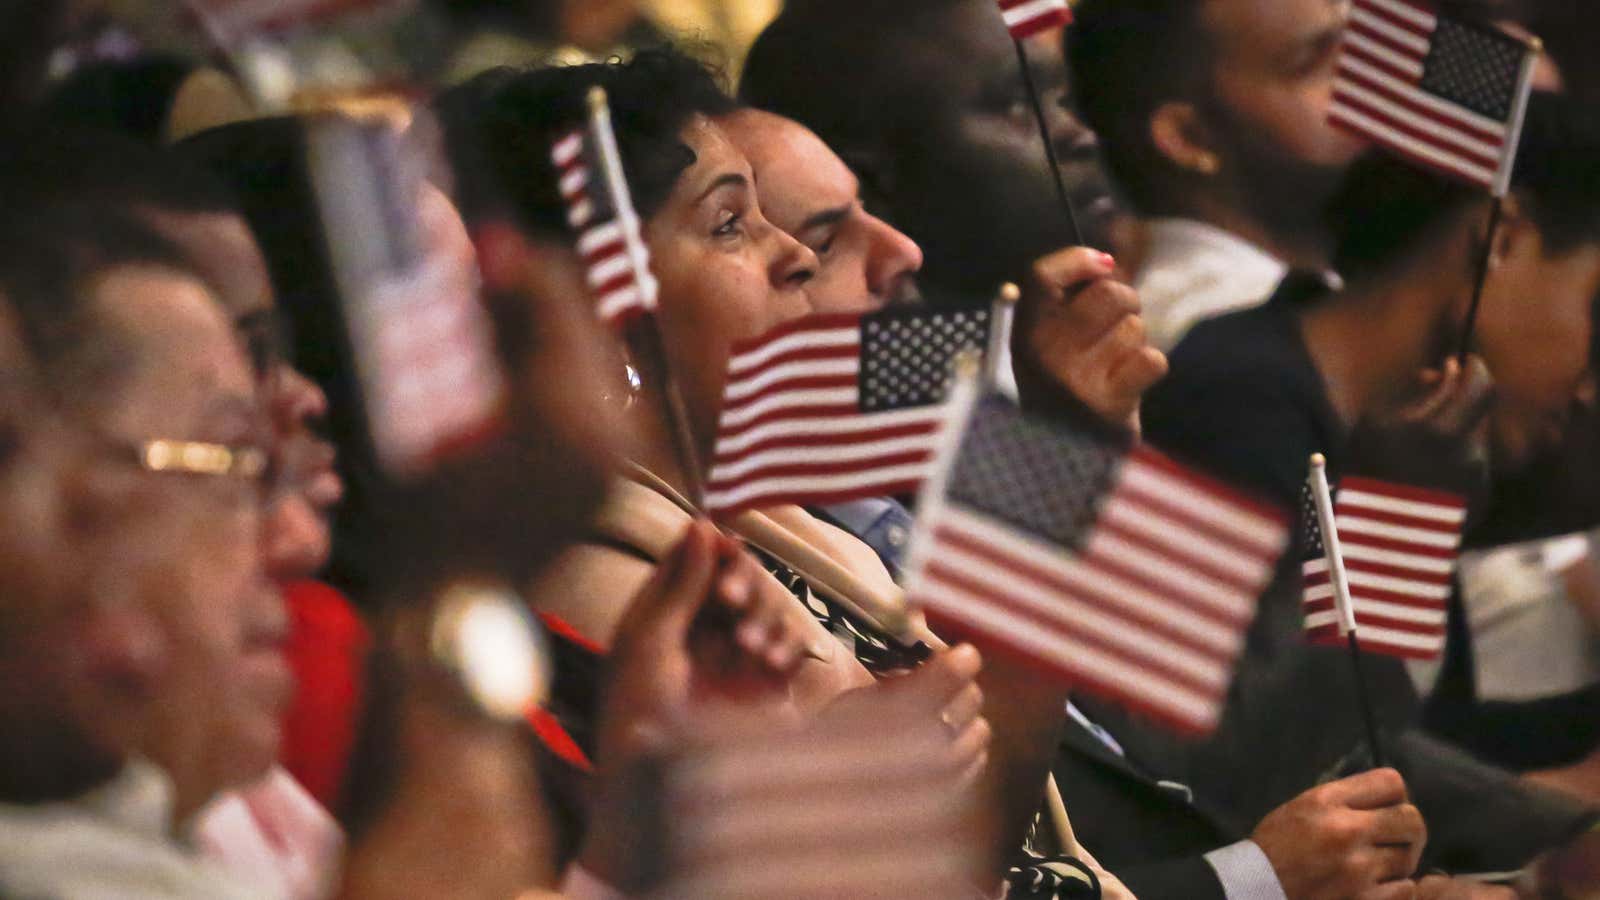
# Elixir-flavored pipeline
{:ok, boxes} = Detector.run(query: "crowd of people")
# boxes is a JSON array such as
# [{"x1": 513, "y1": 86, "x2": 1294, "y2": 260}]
[{"x1": 2, "y1": 0, "x2": 1600, "y2": 897}]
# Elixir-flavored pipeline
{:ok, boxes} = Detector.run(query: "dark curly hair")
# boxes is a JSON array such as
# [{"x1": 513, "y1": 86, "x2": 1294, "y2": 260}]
[{"x1": 434, "y1": 46, "x2": 739, "y2": 236}]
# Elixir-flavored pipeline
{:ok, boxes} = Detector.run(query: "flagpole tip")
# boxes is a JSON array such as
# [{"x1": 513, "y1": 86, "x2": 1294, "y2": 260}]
[
  {"x1": 997, "y1": 283, "x2": 1022, "y2": 305},
  {"x1": 1310, "y1": 452, "x2": 1327, "y2": 468},
  {"x1": 586, "y1": 85, "x2": 608, "y2": 113}
]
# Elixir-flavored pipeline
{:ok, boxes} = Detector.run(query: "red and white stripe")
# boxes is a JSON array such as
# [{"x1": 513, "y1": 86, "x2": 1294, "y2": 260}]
[
  {"x1": 705, "y1": 314, "x2": 949, "y2": 516},
  {"x1": 997, "y1": 0, "x2": 1073, "y2": 40},
  {"x1": 913, "y1": 447, "x2": 1287, "y2": 735},
  {"x1": 1303, "y1": 477, "x2": 1465, "y2": 660},
  {"x1": 551, "y1": 129, "x2": 652, "y2": 325},
  {"x1": 1330, "y1": 0, "x2": 1532, "y2": 195}
]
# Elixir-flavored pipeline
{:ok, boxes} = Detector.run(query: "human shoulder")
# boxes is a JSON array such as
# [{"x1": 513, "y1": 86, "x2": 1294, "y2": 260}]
[
  {"x1": 0, "y1": 784, "x2": 257, "y2": 900},
  {"x1": 527, "y1": 542, "x2": 658, "y2": 650},
  {"x1": 1143, "y1": 305, "x2": 1328, "y2": 507}
]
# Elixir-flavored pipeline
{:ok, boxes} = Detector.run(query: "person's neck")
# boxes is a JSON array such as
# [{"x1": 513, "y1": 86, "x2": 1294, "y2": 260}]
[
  {"x1": 626, "y1": 384, "x2": 700, "y2": 506},
  {"x1": 170, "y1": 770, "x2": 214, "y2": 825},
  {"x1": 1172, "y1": 186, "x2": 1333, "y2": 272},
  {"x1": 1299, "y1": 267, "x2": 1455, "y2": 428}
]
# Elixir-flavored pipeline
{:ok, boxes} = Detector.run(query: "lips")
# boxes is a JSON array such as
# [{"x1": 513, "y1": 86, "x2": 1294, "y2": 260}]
[
  {"x1": 278, "y1": 434, "x2": 343, "y2": 511},
  {"x1": 305, "y1": 465, "x2": 343, "y2": 510}
]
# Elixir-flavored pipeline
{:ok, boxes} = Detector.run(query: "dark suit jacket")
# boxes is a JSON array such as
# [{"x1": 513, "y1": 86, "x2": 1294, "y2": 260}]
[
  {"x1": 1054, "y1": 700, "x2": 1238, "y2": 900},
  {"x1": 1138, "y1": 299, "x2": 1598, "y2": 875}
]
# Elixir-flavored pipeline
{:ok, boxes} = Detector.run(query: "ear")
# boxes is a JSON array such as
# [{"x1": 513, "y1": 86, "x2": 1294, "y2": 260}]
[
  {"x1": 1484, "y1": 193, "x2": 1527, "y2": 273},
  {"x1": 1149, "y1": 100, "x2": 1222, "y2": 176}
]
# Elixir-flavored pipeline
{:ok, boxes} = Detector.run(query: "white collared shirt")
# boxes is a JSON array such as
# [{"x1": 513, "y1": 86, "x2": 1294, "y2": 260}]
[
  {"x1": 1135, "y1": 218, "x2": 1290, "y2": 353},
  {"x1": 0, "y1": 759, "x2": 261, "y2": 899},
  {"x1": 191, "y1": 767, "x2": 344, "y2": 900}
]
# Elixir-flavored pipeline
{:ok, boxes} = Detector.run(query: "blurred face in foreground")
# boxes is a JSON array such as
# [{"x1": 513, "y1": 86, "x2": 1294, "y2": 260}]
[
  {"x1": 79, "y1": 264, "x2": 290, "y2": 812},
  {"x1": 389, "y1": 180, "x2": 625, "y2": 582},
  {"x1": 0, "y1": 301, "x2": 163, "y2": 801},
  {"x1": 146, "y1": 209, "x2": 341, "y2": 582},
  {"x1": 721, "y1": 109, "x2": 923, "y2": 314}
]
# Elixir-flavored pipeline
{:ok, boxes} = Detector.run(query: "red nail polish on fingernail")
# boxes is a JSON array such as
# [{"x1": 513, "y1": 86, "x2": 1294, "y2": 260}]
[{"x1": 1099, "y1": 252, "x2": 1117, "y2": 269}]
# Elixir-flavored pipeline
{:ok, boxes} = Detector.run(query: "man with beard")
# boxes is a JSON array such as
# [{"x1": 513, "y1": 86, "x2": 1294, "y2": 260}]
[
  {"x1": 1138, "y1": 91, "x2": 1600, "y2": 886},
  {"x1": 740, "y1": 0, "x2": 1126, "y2": 312},
  {"x1": 1067, "y1": 0, "x2": 1367, "y2": 352}
]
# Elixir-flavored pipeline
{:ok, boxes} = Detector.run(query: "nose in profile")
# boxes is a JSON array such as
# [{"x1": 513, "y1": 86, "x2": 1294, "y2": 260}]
[
  {"x1": 864, "y1": 213, "x2": 924, "y2": 305},
  {"x1": 768, "y1": 226, "x2": 818, "y2": 290}
]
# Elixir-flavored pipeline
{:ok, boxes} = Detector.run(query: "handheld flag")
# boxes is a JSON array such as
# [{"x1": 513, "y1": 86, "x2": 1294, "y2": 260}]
[
  {"x1": 992, "y1": 0, "x2": 1084, "y2": 244},
  {"x1": 998, "y1": 0, "x2": 1073, "y2": 40},
  {"x1": 705, "y1": 305, "x2": 992, "y2": 516},
  {"x1": 551, "y1": 88, "x2": 659, "y2": 326},
  {"x1": 1330, "y1": 0, "x2": 1538, "y2": 196},
  {"x1": 906, "y1": 395, "x2": 1289, "y2": 735},
  {"x1": 1301, "y1": 470, "x2": 1466, "y2": 661}
]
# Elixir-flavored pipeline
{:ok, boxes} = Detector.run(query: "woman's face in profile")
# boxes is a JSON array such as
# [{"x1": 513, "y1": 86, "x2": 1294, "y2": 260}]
[{"x1": 643, "y1": 115, "x2": 820, "y2": 452}]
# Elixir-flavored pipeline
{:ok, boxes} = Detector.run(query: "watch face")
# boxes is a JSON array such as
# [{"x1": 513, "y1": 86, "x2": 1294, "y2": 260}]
[{"x1": 431, "y1": 584, "x2": 549, "y2": 721}]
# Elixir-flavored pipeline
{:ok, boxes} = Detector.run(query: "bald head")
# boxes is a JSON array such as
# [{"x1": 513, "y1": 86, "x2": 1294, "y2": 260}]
[{"x1": 720, "y1": 109, "x2": 923, "y2": 313}]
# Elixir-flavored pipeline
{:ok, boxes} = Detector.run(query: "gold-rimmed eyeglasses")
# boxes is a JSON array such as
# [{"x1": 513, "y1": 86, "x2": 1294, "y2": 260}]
[{"x1": 137, "y1": 439, "x2": 269, "y2": 481}]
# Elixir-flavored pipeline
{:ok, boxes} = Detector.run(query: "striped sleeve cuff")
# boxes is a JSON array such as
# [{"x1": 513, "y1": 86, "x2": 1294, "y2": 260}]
[{"x1": 1203, "y1": 840, "x2": 1287, "y2": 900}]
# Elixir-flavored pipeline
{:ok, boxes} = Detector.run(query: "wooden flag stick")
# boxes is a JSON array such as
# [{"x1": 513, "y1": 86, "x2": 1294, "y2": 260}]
[
  {"x1": 1012, "y1": 38, "x2": 1086, "y2": 248},
  {"x1": 985, "y1": 283, "x2": 1021, "y2": 388},
  {"x1": 1309, "y1": 453, "x2": 1386, "y2": 768},
  {"x1": 1044, "y1": 775, "x2": 1079, "y2": 857},
  {"x1": 1455, "y1": 195, "x2": 1506, "y2": 363}
]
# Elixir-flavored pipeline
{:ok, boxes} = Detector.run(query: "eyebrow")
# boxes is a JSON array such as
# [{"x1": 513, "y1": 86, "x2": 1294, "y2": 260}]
[
  {"x1": 799, "y1": 204, "x2": 852, "y2": 234},
  {"x1": 697, "y1": 173, "x2": 748, "y2": 202}
]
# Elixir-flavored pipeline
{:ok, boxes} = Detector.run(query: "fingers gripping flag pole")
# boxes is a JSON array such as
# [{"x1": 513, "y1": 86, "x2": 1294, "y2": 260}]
[
  {"x1": 1307, "y1": 454, "x2": 1387, "y2": 767},
  {"x1": 995, "y1": 0, "x2": 1085, "y2": 247},
  {"x1": 556, "y1": 87, "x2": 705, "y2": 505}
]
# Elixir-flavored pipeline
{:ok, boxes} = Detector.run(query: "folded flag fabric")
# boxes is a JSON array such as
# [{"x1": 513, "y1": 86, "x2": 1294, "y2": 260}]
[
  {"x1": 550, "y1": 94, "x2": 658, "y2": 326},
  {"x1": 1301, "y1": 476, "x2": 1466, "y2": 660},
  {"x1": 705, "y1": 305, "x2": 991, "y2": 516},
  {"x1": 997, "y1": 0, "x2": 1073, "y2": 40},
  {"x1": 907, "y1": 395, "x2": 1289, "y2": 735},
  {"x1": 1329, "y1": 0, "x2": 1538, "y2": 195}
]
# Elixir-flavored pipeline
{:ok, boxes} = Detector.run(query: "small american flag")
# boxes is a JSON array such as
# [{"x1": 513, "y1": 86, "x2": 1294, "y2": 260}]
[
  {"x1": 1330, "y1": 0, "x2": 1538, "y2": 195},
  {"x1": 997, "y1": 0, "x2": 1073, "y2": 40},
  {"x1": 550, "y1": 94, "x2": 658, "y2": 326},
  {"x1": 1302, "y1": 476, "x2": 1466, "y2": 660},
  {"x1": 907, "y1": 396, "x2": 1289, "y2": 735},
  {"x1": 705, "y1": 305, "x2": 991, "y2": 516},
  {"x1": 996, "y1": 0, "x2": 1073, "y2": 40}
]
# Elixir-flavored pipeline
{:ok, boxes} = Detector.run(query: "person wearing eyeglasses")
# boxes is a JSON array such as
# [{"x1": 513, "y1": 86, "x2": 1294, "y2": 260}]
[{"x1": 0, "y1": 188, "x2": 280, "y2": 896}]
